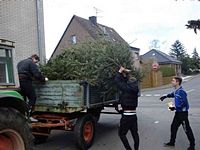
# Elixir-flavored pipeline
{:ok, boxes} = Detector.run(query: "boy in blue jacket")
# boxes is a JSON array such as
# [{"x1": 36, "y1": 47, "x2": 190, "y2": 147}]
[{"x1": 160, "y1": 76, "x2": 195, "y2": 150}]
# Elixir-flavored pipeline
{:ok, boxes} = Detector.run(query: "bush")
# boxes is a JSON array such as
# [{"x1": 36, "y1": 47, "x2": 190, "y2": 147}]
[{"x1": 159, "y1": 66, "x2": 175, "y2": 77}]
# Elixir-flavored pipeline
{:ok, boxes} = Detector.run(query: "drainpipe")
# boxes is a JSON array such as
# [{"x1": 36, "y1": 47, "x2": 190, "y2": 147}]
[{"x1": 36, "y1": 0, "x2": 46, "y2": 63}]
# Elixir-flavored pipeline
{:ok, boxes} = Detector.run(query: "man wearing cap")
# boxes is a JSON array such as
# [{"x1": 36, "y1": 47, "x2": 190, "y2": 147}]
[
  {"x1": 17, "y1": 54, "x2": 47, "y2": 121},
  {"x1": 115, "y1": 66, "x2": 140, "y2": 150}
]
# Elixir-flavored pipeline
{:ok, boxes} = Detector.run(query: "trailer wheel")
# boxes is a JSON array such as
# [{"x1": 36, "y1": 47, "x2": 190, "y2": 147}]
[
  {"x1": 88, "y1": 108, "x2": 102, "y2": 123},
  {"x1": 0, "y1": 107, "x2": 33, "y2": 150},
  {"x1": 74, "y1": 114, "x2": 95, "y2": 150},
  {"x1": 93, "y1": 112, "x2": 101, "y2": 123}
]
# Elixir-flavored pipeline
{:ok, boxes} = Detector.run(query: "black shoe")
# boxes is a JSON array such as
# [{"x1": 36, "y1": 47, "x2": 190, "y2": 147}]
[
  {"x1": 187, "y1": 146, "x2": 195, "y2": 150},
  {"x1": 164, "y1": 142, "x2": 175, "y2": 147}
]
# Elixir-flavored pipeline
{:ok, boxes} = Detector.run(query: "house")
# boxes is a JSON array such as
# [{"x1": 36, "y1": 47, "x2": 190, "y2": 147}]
[
  {"x1": 141, "y1": 49, "x2": 182, "y2": 75},
  {"x1": 50, "y1": 15, "x2": 140, "y2": 68},
  {"x1": 130, "y1": 46, "x2": 140, "y2": 69}
]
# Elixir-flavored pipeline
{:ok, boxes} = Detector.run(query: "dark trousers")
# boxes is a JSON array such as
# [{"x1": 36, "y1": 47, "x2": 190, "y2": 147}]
[
  {"x1": 19, "y1": 80, "x2": 36, "y2": 107},
  {"x1": 170, "y1": 112, "x2": 195, "y2": 147},
  {"x1": 118, "y1": 114, "x2": 139, "y2": 150}
]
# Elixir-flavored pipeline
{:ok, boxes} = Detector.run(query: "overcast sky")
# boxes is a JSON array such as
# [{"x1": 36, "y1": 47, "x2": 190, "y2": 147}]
[{"x1": 43, "y1": 0, "x2": 200, "y2": 59}]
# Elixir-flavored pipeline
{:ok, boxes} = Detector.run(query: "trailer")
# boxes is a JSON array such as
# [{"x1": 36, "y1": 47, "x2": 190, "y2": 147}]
[{"x1": 32, "y1": 80, "x2": 119, "y2": 149}]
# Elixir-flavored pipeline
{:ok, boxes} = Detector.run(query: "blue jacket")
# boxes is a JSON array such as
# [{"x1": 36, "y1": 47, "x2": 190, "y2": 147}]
[{"x1": 167, "y1": 86, "x2": 189, "y2": 112}]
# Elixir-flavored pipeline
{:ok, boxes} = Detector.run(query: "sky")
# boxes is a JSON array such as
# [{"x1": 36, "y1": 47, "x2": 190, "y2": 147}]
[{"x1": 43, "y1": 0, "x2": 200, "y2": 59}]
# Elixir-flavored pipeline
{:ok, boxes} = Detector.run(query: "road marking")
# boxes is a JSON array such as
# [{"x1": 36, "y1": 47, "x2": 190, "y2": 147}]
[
  {"x1": 186, "y1": 89, "x2": 195, "y2": 93},
  {"x1": 141, "y1": 89, "x2": 195, "y2": 97},
  {"x1": 154, "y1": 94, "x2": 161, "y2": 97},
  {"x1": 141, "y1": 94, "x2": 162, "y2": 97}
]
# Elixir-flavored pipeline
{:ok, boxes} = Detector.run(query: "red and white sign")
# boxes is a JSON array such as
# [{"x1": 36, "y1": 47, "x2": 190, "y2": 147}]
[{"x1": 152, "y1": 63, "x2": 159, "y2": 71}]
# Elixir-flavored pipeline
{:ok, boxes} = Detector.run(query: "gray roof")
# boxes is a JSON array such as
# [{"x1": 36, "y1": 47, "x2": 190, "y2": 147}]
[
  {"x1": 141, "y1": 49, "x2": 182, "y2": 64},
  {"x1": 74, "y1": 15, "x2": 128, "y2": 44}
]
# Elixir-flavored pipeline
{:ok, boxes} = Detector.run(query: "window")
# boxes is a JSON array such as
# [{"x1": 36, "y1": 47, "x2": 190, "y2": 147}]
[
  {"x1": 99, "y1": 25, "x2": 108, "y2": 36},
  {"x1": 0, "y1": 48, "x2": 14, "y2": 84},
  {"x1": 0, "y1": 63, "x2": 6, "y2": 83},
  {"x1": 70, "y1": 35, "x2": 77, "y2": 44}
]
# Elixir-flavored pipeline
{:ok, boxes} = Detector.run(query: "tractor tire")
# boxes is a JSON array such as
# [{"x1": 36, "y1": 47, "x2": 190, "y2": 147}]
[
  {"x1": 74, "y1": 114, "x2": 96, "y2": 150},
  {"x1": 0, "y1": 107, "x2": 33, "y2": 150}
]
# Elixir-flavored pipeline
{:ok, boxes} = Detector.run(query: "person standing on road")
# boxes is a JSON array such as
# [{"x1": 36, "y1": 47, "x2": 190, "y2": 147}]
[
  {"x1": 17, "y1": 54, "x2": 47, "y2": 116},
  {"x1": 115, "y1": 66, "x2": 139, "y2": 150},
  {"x1": 160, "y1": 76, "x2": 195, "y2": 150}
]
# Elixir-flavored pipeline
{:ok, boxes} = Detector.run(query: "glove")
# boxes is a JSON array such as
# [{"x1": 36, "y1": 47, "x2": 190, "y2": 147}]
[
  {"x1": 116, "y1": 104, "x2": 123, "y2": 114},
  {"x1": 160, "y1": 96, "x2": 167, "y2": 101},
  {"x1": 169, "y1": 107, "x2": 175, "y2": 111}
]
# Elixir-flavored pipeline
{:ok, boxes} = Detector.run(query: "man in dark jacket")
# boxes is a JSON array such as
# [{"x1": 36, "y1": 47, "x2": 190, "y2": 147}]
[
  {"x1": 115, "y1": 66, "x2": 139, "y2": 150},
  {"x1": 17, "y1": 54, "x2": 46, "y2": 114},
  {"x1": 160, "y1": 76, "x2": 195, "y2": 150}
]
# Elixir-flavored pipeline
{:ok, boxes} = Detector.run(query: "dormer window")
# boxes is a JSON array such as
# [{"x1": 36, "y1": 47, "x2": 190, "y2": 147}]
[
  {"x1": 70, "y1": 35, "x2": 77, "y2": 44},
  {"x1": 99, "y1": 25, "x2": 108, "y2": 36}
]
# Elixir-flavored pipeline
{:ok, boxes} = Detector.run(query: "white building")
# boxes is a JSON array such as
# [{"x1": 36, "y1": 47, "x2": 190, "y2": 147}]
[{"x1": 0, "y1": 0, "x2": 46, "y2": 64}]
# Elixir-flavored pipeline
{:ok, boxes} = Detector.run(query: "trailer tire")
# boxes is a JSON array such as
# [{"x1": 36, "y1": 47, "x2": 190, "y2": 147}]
[
  {"x1": 74, "y1": 114, "x2": 95, "y2": 150},
  {"x1": 0, "y1": 107, "x2": 33, "y2": 150},
  {"x1": 88, "y1": 108, "x2": 101, "y2": 123},
  {"x1": 93, "y1": 112, "x2": 101, "y2": 123}
]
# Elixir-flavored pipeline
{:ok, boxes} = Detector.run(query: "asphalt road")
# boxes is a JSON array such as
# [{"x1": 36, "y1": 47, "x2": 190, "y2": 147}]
[{"x1": 33, "y1": 75, "x2": 200, "y2": 150}]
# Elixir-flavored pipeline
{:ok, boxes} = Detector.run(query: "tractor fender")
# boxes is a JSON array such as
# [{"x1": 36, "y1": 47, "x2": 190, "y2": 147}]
[{"x1": 0, "y1": 94, "x2": 29, "y2": 114}]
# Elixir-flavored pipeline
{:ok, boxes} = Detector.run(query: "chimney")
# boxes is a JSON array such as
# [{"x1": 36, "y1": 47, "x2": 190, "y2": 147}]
[{"x1": 89, "y1": 16, "x2": 97, "y2": 26}]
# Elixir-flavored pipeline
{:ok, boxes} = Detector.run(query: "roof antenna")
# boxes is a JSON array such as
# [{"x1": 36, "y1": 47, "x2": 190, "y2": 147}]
[
  {"x1": 93, "y1": 7, "x2": 103, "y2": 18},
  {"x1": 149, "y1": 39, "x2": 160, "y2": 50},
  {"x1": 128, "y1": 38, "x2": 137, "y2": 45}
]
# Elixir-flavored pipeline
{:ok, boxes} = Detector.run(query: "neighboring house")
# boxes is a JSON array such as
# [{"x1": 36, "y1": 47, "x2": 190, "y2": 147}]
[
  {"x1": 51, "y1": 15, "x2": 140, "y2": 67},
  {"x1": 141, "y1": 49, "x2": 182, "y2": 75},
  {"x1": 0, "y1": 0, "x2": 46, "y2": 63},
  {"x1": 130, "y1": 46, "x2": 140, "y2": 69}
]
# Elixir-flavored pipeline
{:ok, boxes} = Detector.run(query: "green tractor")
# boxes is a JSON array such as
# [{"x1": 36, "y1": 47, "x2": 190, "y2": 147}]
[{"x1": 0, "y1": 39, "x2": 32, "y2": 150}]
